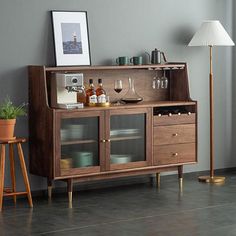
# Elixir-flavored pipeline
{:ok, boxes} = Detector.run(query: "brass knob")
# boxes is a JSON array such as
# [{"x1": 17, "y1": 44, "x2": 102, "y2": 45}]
[
  {"x1": 173, "y1": 133, "x2": 178, "y2": 137},
  {"x1": 172, "y1": 153, "x2": 178, "y2": 156},
  {"x1": 106, "y1": 139, "x2": 111, "y2": 142},
  {"x1": 101, "y1": 140, "x2": 106, "y2": 143}
]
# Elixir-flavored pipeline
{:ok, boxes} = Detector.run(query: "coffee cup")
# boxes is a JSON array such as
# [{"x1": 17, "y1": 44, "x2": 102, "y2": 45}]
[
  {"x1": 116, "y1": 56, "x2": 129, "y2": 66},
  {"x1": 130, "y1": 56, "x2": 143, "y2": 65}
]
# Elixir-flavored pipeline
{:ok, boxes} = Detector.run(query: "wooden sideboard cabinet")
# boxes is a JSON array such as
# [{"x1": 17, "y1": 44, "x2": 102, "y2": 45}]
[{"x1": 28, "y1": 63, "x2": 197, "y2": 202}]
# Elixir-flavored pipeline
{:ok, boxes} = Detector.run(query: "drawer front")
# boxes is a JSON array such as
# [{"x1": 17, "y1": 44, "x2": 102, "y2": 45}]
[
  {"x1": 154, "y1": 143, "x2": 196, "y2": 166},
  {"x1": 154, "y1": 124, "x2": 195, "y2": 145},
  {"x1": 153, "y1": 113, "x2": 196, "y2": 126}
]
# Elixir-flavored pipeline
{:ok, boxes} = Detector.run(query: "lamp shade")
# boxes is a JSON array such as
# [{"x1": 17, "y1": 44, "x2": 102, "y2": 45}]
[{"x1": 188, "y1": 20, "x2": 234, "y2": 46}]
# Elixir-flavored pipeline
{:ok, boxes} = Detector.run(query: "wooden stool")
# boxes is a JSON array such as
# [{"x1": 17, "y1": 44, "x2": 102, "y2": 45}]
[{"x1": 0, "y1": 138, "x2": 33, "y2": 211}]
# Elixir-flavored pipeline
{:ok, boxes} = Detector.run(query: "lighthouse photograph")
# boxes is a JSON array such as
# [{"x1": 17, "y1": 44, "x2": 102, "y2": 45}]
[{"x1": 61, "y1": 23, "x2": 83, "y2": 54}]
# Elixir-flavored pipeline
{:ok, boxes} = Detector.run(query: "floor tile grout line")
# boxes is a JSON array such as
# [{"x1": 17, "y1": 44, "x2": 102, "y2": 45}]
[{"x1": 37, "y1": 202, "x2": 236, "y2": 235}]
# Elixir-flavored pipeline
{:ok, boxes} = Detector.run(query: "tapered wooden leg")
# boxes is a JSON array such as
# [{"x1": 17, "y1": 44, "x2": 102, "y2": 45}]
[
  {"x1": 47, "y1": 179, "x2": 52, "y2": 199},
  {"x1": 156, "y1": 173, "x2": 161, "y2": 188},
  {"x1": 9, "y1": 144, "x2": 16, "y2": 204},
  {"x1": 67, "y1": 179, "x2": 73, "y2": 203},
  {"x1": 178, "y1": 166, "x2": 183, "y2": 192},
  {"x1": 17, "y1": 143, "x2": 33, "y2": 208},
  {"x1": 0, "y1": 144, "x2": 6, "y2": 212}
]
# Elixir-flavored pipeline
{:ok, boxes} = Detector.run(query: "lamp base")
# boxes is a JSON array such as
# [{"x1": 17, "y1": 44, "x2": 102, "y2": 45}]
[{"x1": 198, "y1": 176, "x2": 225, "y2": 184}]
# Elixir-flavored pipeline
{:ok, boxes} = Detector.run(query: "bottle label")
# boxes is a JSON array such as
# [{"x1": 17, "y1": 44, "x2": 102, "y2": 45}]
[
  {"x1": 89, "y1": 95, "x2": 97, "y2": 104},
  {"x1": 97, "y1": 94, "x2": 106, "y2": 103}
]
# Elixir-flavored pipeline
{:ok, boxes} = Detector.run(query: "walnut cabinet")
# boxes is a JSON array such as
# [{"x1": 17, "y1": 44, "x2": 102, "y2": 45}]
[{"x1": 28, "y1": 63, "x2": 197, "y2": 201}]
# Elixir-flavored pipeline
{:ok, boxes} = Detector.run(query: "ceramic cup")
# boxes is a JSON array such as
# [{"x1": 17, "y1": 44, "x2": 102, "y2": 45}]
[
  {"x1": 116, "y1": 56, "x2": 129, "y2": 66},
  {"x1": 130, "y1": 56, "x2": 143, "y2": 65}
]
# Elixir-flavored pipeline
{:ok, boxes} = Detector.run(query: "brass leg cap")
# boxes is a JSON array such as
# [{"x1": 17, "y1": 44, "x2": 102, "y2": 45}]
[
  {"x1": 156, "y1": 173, "x2": 161, "y2": 188},
  {"x1": 68, "y1": 191, "x2": 73, "y2": 203},
  {"x1": 179, "y1": 177, "x2": 183, "y2": 192},
  {"x1": 198, "y1": 176, "x2": 225, "y2": 184},
  {"x1": 48, "y1": 186, "x2": 52, "y2": 199}
]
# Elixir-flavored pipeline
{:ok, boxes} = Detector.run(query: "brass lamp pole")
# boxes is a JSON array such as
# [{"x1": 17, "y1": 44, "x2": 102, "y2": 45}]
[
  {"x1": 188, "y1": 21, "x2": 234, "y2": 184},
  {"x1": 198, "y1": 46, "x2": 225, "y2": 183}
]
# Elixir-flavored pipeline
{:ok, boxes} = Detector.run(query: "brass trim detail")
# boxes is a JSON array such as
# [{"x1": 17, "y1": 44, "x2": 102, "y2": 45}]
[
  {"x1": 48, "y1": 186, "x2": 52, "y2": 199},
  {"x1": 198, "y1": 176, "x2": 225, "y2": 184}
]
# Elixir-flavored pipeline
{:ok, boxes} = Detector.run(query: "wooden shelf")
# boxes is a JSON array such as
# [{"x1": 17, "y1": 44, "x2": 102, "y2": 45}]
[
  {"x1": 43, "y1": 63, "x2": 186, "y2": 72},
  {"x1": 61, "y1": 139, "x2": 97, "y2": 146},
  {"x1": 110, "y1": 135, "x2": 143, "y2": 142}
]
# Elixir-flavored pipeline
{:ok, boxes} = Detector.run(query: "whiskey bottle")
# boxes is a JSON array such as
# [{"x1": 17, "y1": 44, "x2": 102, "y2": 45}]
[
  {"x1": 96, "y1": 78, "x2": 107, "y2": 104},
  {"x1": 86, "y1": 79, "x2": 97, "y2": 106}
]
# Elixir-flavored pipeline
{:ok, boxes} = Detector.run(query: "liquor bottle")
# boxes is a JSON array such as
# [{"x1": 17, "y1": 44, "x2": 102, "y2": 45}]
[
  {"x1": 86, "y1": 79, "x2": 97, "y2": 106},
  {"x1": 96, "y1": 78, "x2": 107, "y2": 104}
]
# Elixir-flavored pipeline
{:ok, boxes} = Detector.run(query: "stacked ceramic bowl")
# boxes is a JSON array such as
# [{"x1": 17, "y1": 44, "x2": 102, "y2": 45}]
[
  {"x1": 66, "y1": 124, "x2": 84, "y2": 140},
  {"x1": 72, "y1": 151, "x2": 94, "y2": 168},
  {"x1": 60, "y1": 129, "x2": 69, "y2": 141},
  {"x1": 110, "y1": 154, "x2": 132, "y2": 164}
]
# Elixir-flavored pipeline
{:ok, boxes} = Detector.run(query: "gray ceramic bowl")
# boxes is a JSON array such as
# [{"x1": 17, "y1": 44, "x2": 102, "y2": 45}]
[
  {"x1": 60, "y1": 129, "x2": 70, "y2": 141},
  {"x1": 66, "y1": 124, "x2": 84, "y2": 140},
  {"x1": 110, "y1": 154, "x2": 132, "y2": 164}
]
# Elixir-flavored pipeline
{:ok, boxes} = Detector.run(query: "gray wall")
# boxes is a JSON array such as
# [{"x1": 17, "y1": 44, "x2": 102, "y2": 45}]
[
  {"x1": 232, "y1": 0, "x2": 236, "y2": 171},
  {"x1": 0, "y1": 0, "x2": 234, "y2": 191}
]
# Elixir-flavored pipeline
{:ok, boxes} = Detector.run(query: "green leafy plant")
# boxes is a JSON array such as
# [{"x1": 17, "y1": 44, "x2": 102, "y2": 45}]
[{"x1": 0, "y1": 97, "x2": 27, "y2": 119}]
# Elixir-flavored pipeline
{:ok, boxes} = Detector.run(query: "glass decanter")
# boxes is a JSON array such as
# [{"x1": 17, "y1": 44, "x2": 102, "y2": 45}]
[{"x1": 121, "y1": 77, "x2": 143, "y2": 103}]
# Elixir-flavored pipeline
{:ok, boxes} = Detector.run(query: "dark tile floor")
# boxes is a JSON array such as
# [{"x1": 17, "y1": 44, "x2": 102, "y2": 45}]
[{"x1": 1, "y1": 171, "x2": 236, "y2": 236}]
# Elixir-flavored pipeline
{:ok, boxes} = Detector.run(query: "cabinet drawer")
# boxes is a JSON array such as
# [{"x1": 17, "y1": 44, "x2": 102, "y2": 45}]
[
  {"x1": 154, "y1": 143, "x2": 196, "y2": 166},
  {"x1": 154, "y1": 124, "x2": 195, "y2": 145},
  {"x1": 153, "y1": 113, "x2": 195, "y2": 126}
]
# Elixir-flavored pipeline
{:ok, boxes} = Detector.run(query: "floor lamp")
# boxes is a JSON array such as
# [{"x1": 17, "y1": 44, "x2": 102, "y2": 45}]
[{"x1": 188, "y1": 20, "x2": 234, "y2": 183}]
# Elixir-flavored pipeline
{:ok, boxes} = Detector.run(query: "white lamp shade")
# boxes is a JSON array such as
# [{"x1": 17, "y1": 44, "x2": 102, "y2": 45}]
[{"x1": 188, "y1": 20, "x2": 234, "y2": 46}]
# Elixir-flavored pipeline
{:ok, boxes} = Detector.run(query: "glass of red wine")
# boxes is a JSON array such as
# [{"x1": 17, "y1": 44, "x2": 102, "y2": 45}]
[{"x1": 114, "y1": 80, "x2": 123, "y2": 105}]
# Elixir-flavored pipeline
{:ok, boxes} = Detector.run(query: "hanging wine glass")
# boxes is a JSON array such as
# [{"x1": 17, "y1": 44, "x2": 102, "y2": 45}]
[
  {"x1": 161, "y1": 70, "x2": 168, "y2": 89},
  {"x1": 152, "y1": 71, "x2": 161, "y2": 89}
]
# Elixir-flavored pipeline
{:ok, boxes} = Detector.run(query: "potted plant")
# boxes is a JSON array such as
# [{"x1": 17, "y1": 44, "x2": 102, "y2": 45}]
[{"x1": 0, "y1": 97, "x2": 26, "y2": 140}]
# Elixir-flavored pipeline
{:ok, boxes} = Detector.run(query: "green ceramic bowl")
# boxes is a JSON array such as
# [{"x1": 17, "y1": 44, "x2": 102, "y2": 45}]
[{"x1": 72, "y1": 152, "x2": 93, "y2": 167}]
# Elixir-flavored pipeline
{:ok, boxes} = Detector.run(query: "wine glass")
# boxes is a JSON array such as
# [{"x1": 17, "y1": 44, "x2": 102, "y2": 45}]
[
  {"x1": 152, "y1": 71, "x2": 161, "y2": 89},
  {"x1": 161, "y1": 70, "x2": 168, "y2": 89},
  {"x1": 114, "y1": 80, "x2": 123, "y2": 105}
]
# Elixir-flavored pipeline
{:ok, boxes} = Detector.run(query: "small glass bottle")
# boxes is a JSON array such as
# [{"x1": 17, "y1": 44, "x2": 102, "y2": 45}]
[
  {"x1": 86, "y1": 79, "x2": 97, "y2": 106},
  {"x1": 96, "y1": 78, "x2": 107, "y2": 104}
]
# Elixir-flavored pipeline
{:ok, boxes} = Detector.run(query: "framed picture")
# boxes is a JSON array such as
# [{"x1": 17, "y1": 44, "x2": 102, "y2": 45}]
[{"x1": 51, "y1": 11, "x2": 91, "y2": 66}]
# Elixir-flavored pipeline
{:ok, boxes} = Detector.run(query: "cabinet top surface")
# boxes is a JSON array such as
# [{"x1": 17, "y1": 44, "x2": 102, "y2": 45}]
[
  {"x1": 29, "y1": 63, "x2": 186, "y2": 72},
  {"x1": 52, "y1": 101, "x2": 196, "y2": 113}
]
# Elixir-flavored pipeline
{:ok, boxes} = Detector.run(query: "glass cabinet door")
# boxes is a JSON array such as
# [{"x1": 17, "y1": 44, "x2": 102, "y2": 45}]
[
  {"x1": 109, "y1": 109, "x2": 151, "y2": 170},
  {"x1": 56, "y1": 112, "x2": 103, "y2": 176}
]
